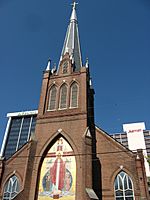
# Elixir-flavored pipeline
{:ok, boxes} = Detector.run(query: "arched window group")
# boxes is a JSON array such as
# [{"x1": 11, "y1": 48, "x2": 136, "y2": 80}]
[
  {"x1": 114, "y1": 171, "x2": 134, "y2": 200},
  {"x1": 3, "y1": 175, "x2": 20, "y2": 200},
  {"x1": 48, "y1": 82, "x2": 78, "y2": 111}
]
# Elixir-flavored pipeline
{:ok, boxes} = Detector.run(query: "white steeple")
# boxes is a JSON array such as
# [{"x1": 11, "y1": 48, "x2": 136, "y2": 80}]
[
  {"x1": 59, "y1": 1, "x2": 82, "y2": 71},
  {"x1": 70, "y1": 1, "x2": 78, "y2": 21}
]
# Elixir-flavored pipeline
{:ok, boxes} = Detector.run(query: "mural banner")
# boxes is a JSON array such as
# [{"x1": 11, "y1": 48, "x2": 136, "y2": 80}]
[{"x1": 38, "y1": 137, "x2": 76, "y2": 200}]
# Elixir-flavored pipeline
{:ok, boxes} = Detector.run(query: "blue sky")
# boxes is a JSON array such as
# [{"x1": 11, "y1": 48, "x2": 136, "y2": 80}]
[{"x1": 0, "y1": 0, "x2": 150, "y2": 147}]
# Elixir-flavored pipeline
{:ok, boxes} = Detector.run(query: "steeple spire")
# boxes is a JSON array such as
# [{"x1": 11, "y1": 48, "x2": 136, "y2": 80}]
[
  {"x1": 70, "y1": 1, "x2": 78, "y2": 21},
  {"x1": 59, "y1": 1, "x2": 82, "y2": 71}
]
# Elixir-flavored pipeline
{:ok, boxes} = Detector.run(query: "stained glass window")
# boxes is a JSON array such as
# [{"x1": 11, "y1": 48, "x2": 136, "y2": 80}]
[
  {"x1": 48, "y1": 85, "x2": 57, "y2": 110},
  {"x1": 59, "y1": 84, "x2": 67, "y2": 109},
  {"x1": 114, "y1": 171, "x2": 134, "y2": 200},
  {"x1": 3, "y1": 175, "x2": 20, "y2": 200},
  {"x1": 70, "y1": 82, "x2": 78, "y2": 108}
]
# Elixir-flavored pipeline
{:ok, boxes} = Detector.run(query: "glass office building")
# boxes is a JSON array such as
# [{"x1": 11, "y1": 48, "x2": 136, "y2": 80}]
[{"x1": 0, "y1": 110, "x2": 37, "y2": 159}]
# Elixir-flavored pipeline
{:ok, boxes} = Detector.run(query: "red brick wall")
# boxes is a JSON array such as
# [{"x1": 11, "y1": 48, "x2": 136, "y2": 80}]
[
  {"x1": 96, "y1": 127, "x2": 149, "y2": 200},
  {"x1": 28, "y1": 62, "x2": 93, "y2": 200}
]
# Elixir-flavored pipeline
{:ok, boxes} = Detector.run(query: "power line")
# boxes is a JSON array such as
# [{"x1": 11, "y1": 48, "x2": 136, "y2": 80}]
[{"x1": 4, "y1": 148, "x2": 147, "y2": 160}]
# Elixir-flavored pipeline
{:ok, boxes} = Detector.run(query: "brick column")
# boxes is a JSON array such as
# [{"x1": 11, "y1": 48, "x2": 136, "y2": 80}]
[{"x1": 136, "y1": 149, "x2": 150, "y2": 199}]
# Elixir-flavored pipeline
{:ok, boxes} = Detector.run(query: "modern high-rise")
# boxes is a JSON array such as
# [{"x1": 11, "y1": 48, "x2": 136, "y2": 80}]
[
  {"x1": 0, "y1": 111, "x2": 37, "y2": 160},
  {"x1": 0, "y1": 3, "x2": 149, "y2": 200},
  {"x1": 112, "y1": 122, "x2": 150, "y2": 178}
]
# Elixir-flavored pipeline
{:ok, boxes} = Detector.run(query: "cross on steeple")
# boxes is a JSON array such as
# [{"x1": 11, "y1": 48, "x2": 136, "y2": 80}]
[{"x1": 71, "y1": 0, "x2": 78, "y2": 9}]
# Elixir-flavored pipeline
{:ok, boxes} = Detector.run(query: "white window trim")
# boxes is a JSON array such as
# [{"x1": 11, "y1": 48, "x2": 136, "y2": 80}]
[
  {"x1": 27, "y1": 116, "x2": 33, "y2": 141},
  {"x1": 3, "y1": 175, "x2": 20, "y2": 200},
  {"x1": 69, "y1": 82, "x2": 79, "y2": 108},
  {"x1": 114, "y1": 171, "x2": 135, "y2": 200},
  {"x1": 59, "y1": 84, "x2": 68, "y2": 110},
  {"x1": 48, "y1": 86, "x2": 57, "y2": 111}
]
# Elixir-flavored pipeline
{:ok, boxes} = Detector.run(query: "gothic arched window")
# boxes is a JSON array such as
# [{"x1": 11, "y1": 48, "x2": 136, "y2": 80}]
[
  {"x1": 114, "y1": 171, "x2": 134, "y2": 200},
  {"x1": 3, "y1": 175, "x2": 20, "y2": 200},
  {"x1": 59, "y1": 84, "x2": 67, "y2": 109},
  {"x1": 62, "y1": 61, "x2": 68, "y2": 74},
  {"x1": 48, "y1": 85, "x2": 57, "y2": 111},
  {"x1": 70, "y1": 82, "x2": 78, "y2": 108}
]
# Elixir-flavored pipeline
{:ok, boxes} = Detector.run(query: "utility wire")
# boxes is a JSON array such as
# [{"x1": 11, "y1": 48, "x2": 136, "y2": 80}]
[{"x1": 4, "y1": 148, "x2": 149, "y2": 160}]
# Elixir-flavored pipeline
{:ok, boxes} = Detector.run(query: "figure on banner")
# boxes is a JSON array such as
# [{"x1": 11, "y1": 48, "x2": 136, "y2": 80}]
[{"x1": 38, "y1": 137, "x2": 75, "y2": 200}]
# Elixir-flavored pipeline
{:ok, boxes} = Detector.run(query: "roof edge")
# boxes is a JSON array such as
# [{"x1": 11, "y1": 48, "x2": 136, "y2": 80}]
[
  {"x1": 7, "y1": 110, "x2": 38, "y2": 117},
  {"x1": 95, "y1": 125, "x2": 135, "y2": 155}
]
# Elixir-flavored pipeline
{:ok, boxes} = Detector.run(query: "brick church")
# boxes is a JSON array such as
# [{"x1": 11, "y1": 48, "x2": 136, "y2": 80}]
[{"x1": 0, "y1": 2, "x2": 149, "y2": 200}]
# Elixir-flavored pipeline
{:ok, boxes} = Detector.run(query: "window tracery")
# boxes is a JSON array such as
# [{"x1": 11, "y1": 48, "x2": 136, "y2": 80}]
[
  {"x1": 114, "y1": 171, "x2": 134, "y2": 200},
  {"x1": 3, "y1": 175, "x2": 20, "y2": 200}
]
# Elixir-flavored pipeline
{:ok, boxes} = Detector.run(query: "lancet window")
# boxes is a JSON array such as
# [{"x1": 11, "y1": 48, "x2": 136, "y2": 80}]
[
  {"x1": 48, "y1": 85, "x2": 57, "y2": 110},
  {"x1": 114, "y1": 171, "x2": 134, "y2": 200},
  {"x1": 70, "y1": 82, "x2": 78, "y2": 108},
  {"x1": 62, "y1": 61, "x2": 68, "y2": 74},
  {"x1": 3, "y1": 175, "x2": 20, "y2": 200},
  {"x1": 59, "y1": 84, "x2": 67, "y2": 109}
]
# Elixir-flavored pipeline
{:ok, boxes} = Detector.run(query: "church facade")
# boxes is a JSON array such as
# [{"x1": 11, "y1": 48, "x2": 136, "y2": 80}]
[{"x1": 0, "y1": 3, "x2": 149, "y2": 200}]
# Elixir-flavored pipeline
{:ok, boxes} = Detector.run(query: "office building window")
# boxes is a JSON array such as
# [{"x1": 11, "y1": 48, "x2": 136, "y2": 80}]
[
  {"x1": 3, "y1": 175, "x2": 20, "y2": 200},
  {"x1": 114, "y1": 171, "x2": 134, "y2": 200},
  {"x1": 4, "y1": 115, "x2": 36, "y2": 159}
]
